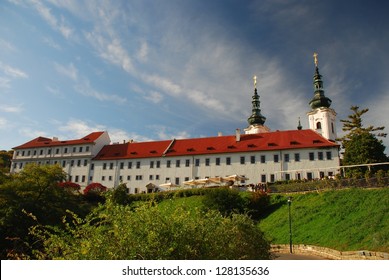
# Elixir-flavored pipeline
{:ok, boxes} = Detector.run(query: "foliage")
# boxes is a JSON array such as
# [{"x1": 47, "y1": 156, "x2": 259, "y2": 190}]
[
  {"x1": 338, "y1": 106, "x2": 388, "y2": 175},
  {"x1": 0, "y1": 150, "x2": 13, "y2": 171},
  {"x1": 110, "y1": 183, "x2": 129, "y2": 205},
  {"x1": 58, "y1": 181, "x2": 81, "y2": 193},
  {"x1": 83, "y1": 182, "x2": 107, "y2": 203},
  {"x1": 0, "y1": 163, "x2": 91, "y2": 259},
  {"x1": 342, "y1": 132, "x2": 388, "y2": 175},
  {"x1": 202, "y1": 187, "x2": 246, "y2": 216},
  {"x1": 29, "y1": 197, "x2": 271, "y2": 260},
  {"x1": 259, "y1": 188, "x2": 389, "y2": 252}
]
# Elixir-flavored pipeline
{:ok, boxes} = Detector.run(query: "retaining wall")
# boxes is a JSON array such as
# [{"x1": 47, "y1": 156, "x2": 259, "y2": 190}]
[{"x1": 271, "y1": 244, "x2": 389, "y2": 260}]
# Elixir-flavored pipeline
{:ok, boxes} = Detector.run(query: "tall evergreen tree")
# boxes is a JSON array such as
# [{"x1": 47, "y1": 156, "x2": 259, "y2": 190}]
[{"x1": 338, "y1": 106, "x2": 388, "y2": 175}]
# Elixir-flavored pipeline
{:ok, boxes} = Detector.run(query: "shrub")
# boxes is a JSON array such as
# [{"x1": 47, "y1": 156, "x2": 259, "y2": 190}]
[
  {"x1": 83, "y1": 183, "x2": 107, "y2": 203},
  {"x1": 58, "y1": 181, "x2": 81, "y2": 193},
  {"x1": 29, "y1": 198, "x2": 272, "y2": 260},
  {"x1": 202, "y1": 187, "x2": 245, "y2": 216}
]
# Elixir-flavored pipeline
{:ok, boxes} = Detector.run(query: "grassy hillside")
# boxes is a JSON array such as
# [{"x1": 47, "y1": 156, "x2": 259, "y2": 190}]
[{"x1": 258, "y1": 188, "x2": 389, "y2": 252}]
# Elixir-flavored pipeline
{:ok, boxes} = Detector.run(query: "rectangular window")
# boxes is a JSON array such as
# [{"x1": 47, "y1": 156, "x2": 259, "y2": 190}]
[
  {"x1": 326, "y1": 151, "x2": 332, "y2": 160},
  {"x1": 109, "y1": 162, "x2": 114, "y2": 169},
  {"x1": 176, "y1": 160, "x2": 180, "y2": 167},
  {"x1": 261, "y1": 174, "x2": 266, "y2": 183},
  {"x1": 77, "y1": 160, "x2": 81, "y2": 167},
  {"x1": 84, "y1": 159, "x2": 88, "y2": 166},
  {"x1": 75, "y1": 176, "x2": 79, "y2": 182},
  {"x1": 195, "y1": 159, "x2": 200, "y2": 166},
  {"x1": 226, "y1": 157, "x2": 231, "y2": 165},
  {"x1": 62, "y1": 160, "x2": 66, "y2": 168},
  {"x1": 134, "y1": 188, "x2": 139, "y2": 194},
  {"x1": 48, "y1": 149, "x2": 51, "y2": 155},
  {"x1": 175, "y1": 177, "x2": 180, "y2": 185},
  {"x1": 33, "y1": 150, "x2": 37, "y2": 156},
  {"x1": 79, "y1": 147, "x2": 83, "y2": 153},
  {"x1": 156, "y1": 175, "x2": 160, "y2": 180},
  {"x1": 109, "y1": 176, "x2": 112, "y2": 181},
  {"x1": 309, "y1": 152, "x2": 315, "y2": 161},
  {"x1": 70, "y1": 160, "x2": 74, "y2": 167},
  {"x1": 56, "y1": 148, "x2": 60, "y2": 154},
  {"x1": 40, "y1": 150, "x2": 43, "y2": 155},
  {"x1": 149, "y1": 175, "x2": 153, "y2": 180},
  {"x1": 216, "y1": 158, "x2": 221, "y2": 166},
  {"x1": 240, "y1": 156, "x2": 245, "y2": 164},
  {"x1": 73, "y1": 147, "x2": 76, "y2": 153},
  {"x1": 270, "y1": 174, "x2": 275, "y2": 182},
  {"x1": 284, "y1": 154, "x2": 290, "y2": 162},
  {"x1": 119, "y1": 175, "x2": 122, "y2": 181},
  {"x1": 156, "y1": 161, "x2": 160, "y2": 168},
  {"x1": 91, "y1": 163, "x2": 94, "y2": 170},
  {"x1": 150, "y1": 161, "x2": 154, "y2": 168},
  {"x1": 128, "y1": 162, "x2": 132, "y2": 169},
  {"x1": 285, "y1": 173, "x2": 290, "y2": 180},
  {"x1": 185, "y1": 159, "x2": 190, "y2": 167},
  {"x1": 103, "y1": 163, "x2": 107, "y2": 170},
  {"x1": 185, "y1": 176, "x2": 189, "y2": 182},
  {"x1": 261, "y1": 155, "x2": 266, "y2": 163},
  {"x1": 294, "y1": 153, "x2": 300, "y2": 162},
  {"x1": 86, "y1": 146, "x2": 90, "y2": 152},
  {"x1": 136, "y1": 161, "x2": 141, "y2": 169},
  {"x1": 27, "y1": 150, "x2": 30, "y2": 156},
  {"x1": 307, "y1": 172, "x2": 313, "y2": 180},
  {"x1": 120, "y1": 162, "x2": 124, "y2": 169},
  {"x1": 82, "y1": 175, "x2": 86, "y2": 183},
  {"x1": 274, "y1": 154, "x2": 279, "y2": 163},
  {"x1": 22, "y1": 151, "x2": 25, "y2": 156},
  {"x1": 318, "y1": 152, "x2": 324, "y2": 160},
  {"x1": 64, "y1": 148, "x2": 68, "y2": 154},
  {"x1": 127, "y1": 175, "x2": 131, "y2": 181},
  {"x1": 167, "y1": 160, "x2": 171, "y2": 168},
  {"x1": 205, "y1": 158, "x2": 210, "y2": 166},
  {"x1": 250, "y1": 156, "x2": 255, "y2": 164}
]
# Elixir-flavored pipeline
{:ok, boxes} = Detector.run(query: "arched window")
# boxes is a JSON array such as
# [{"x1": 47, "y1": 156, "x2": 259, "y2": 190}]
[{"x1": 316, "y1": 122, "x2": 322, "y2": 129}]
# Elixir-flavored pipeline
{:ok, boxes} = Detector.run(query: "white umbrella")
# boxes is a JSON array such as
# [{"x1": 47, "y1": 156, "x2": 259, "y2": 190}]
[
  {"x1": 225, "y1": 174, "x2": 249, "y2": 181},
  {"x1": 183, "y1": 179, "x2": 203, "y2": 186},
  {"x1": 159, "y1": 182, "x2": 179, "y2": 188}
]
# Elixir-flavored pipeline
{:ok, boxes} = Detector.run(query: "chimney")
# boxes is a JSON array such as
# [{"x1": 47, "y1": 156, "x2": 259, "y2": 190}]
[
  {"x1": 53, "y1": 137, "x2": 59, "y2": 141},
  {"x1": 218, "y1": 132, "x2": 223, "y2": 137},
  {"x1": 235, "y1": 128, "x2": 241, "y2": 142}
]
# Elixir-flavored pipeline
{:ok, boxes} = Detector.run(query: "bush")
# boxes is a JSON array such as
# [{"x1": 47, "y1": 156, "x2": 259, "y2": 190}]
[
  {"x1": 202, "y1": 187, "x2": 245, "y2": 216},
  {"x1": 83, "y1": 183, "x2": 107, "y2": 203},
  {"x1": 29, "y1": 198, "x2": 272, "y2": 260}
]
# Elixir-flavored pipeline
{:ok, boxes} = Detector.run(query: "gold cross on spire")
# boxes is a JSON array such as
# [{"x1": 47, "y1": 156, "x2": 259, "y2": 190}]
[
  {"x1": 313, "y1": 52, "x2": 318, "y2": 67},
  {"x1": 253, "y1": 75, "x2": 257, "y2": 89}
]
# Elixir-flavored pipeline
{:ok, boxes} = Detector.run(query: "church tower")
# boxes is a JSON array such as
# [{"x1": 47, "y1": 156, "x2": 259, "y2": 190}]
[
  {"x1": 244, "y1": 76, "x2": 270, "y2": 134},
  {"x1": 307, "y1": 53, "x2": 337, "y2": 141}
]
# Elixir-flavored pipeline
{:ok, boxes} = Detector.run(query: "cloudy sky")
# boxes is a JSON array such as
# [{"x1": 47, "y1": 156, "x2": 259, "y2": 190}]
[{"x1": 1, "y1": 0, "x2": 389, "y2": 151}]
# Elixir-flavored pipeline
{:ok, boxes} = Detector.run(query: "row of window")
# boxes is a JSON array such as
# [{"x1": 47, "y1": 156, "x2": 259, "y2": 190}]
[
  {"x1": 97, "y1": 151, "x2": 333, "y2": 170},
  {"x1": 16, "y1": 146, "x2": 90, "y2": 157}
]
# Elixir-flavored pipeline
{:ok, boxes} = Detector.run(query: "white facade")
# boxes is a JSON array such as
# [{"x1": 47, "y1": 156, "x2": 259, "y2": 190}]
[{"x1": 307, "y1": 107, "x2": 337, "y2": 141}]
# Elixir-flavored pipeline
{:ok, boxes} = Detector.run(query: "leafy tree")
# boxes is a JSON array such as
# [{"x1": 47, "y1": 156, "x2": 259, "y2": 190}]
[
  {"x1": 29, "y1": 198, "x2": 272, "y2": 260},
  {"x1": 338, "y1": 106, "x2": 388, "y2": 175},
  {"x1": 202, "y1": 187, "x2": 246, "y2": 216},
  {"x1": 0, "y1": 163, "x2": 90, "y2": 259},
  {"x1": 0, "y1": 150, "x2": 13, "y2": 171}
]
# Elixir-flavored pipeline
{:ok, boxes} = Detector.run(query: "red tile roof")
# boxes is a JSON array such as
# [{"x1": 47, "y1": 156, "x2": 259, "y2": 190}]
[
  {"x1": 93, "y1": 140, "x2": 172, "y2": 160},
  {"x1": 13, "y1": 132, "x2": 106, "y2": 149},
  {"x1": 93, "y1": 129, "x2": 338, "y2": 160}
]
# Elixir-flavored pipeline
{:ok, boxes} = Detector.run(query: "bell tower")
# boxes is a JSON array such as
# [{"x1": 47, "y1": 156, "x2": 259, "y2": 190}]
[
  {"x1": 307, "y1": 53, "x2": 337, "y2": 141},
  {"x1": 244, "y1": 75, "x2": 270, "y2": 134}
]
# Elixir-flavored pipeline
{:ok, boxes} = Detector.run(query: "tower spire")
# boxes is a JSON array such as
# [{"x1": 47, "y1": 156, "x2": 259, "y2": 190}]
[
  {"x1": 309, "y1": 52, "x2": 332, "y2": 109},
  {"x1": 248, "y1": 75, "x2": 266, "y2": 126}
]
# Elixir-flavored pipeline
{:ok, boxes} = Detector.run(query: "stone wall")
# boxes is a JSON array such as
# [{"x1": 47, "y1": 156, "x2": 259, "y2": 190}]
[{"x1": 271, "y1": 244, "x2": 389, "y2": 260}]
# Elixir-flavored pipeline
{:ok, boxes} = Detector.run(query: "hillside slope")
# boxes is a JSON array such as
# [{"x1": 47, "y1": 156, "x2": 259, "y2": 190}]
[{"x1": 258, "y1": 188, "x2": 389, "y2": 252}]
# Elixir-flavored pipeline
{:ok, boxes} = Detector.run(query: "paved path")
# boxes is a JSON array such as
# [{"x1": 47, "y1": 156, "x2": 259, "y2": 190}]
[{"x1": 273, "y1": 253, "x2": 328, "y2": 260}]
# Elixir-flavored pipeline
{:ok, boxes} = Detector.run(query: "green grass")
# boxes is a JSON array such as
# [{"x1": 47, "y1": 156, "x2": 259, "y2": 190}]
[{"x1": 258, "y1": 188, "x2": 389, "y2": 252}]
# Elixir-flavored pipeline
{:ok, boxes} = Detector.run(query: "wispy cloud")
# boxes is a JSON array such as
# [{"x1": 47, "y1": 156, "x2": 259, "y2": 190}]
[
  {"x1": 28, "y1": 0, "x2": 74, "y2": 39},
  {"x1": 74, "y1": 79, "x2": 127, "y2": 104},
  {"x1": 0, "y1": 104, "x2": 23, "y2": 113},
  {"x1": 0, "y1": 39, "x2": 16, "y2": 52},
  {"x1": 0, "y1": 61, "x2": 28, "y2": 79},
  {"x1": 0, "y1": 77, "x2": 11, "y2": 89},
  {"x1": 54, "y1": 62, "x2": 78, "y2": 81},
  {"x1": 0, "y1": 117, "x2": 8, "y2": 128}
]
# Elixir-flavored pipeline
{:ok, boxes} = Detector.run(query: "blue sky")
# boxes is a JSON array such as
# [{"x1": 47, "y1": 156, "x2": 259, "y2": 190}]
[{"x1": 1, "y1": 0, "x2": 389, "y2": 152}]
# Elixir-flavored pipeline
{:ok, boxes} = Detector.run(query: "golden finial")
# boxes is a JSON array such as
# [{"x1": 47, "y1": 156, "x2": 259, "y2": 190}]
[
  {"x1": 253, "y1": 75, "x2": 257, "y2": 89},
  {"x1": 313, "y1": 52, "x2": 318, "y2": 67}
]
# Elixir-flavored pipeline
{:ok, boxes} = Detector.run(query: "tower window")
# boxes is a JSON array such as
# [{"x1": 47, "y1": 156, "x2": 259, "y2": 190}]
[
  {"x1": 316, "y1": 122, "x2": 322, "y2": 129},
  {"x1": 331, "y1": 122, "x2": 334, "y2": 133}
]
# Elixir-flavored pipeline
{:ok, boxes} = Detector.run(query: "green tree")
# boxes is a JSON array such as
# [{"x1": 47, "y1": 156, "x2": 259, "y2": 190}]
[
  {"x1": 0, "y1": 163, "x2": 90, "y2": 259},
  {"x1": 29, "y1": 198, "x2": 272, "y2": 260},
  {"x1": 338, "y1": 106, "x2": 388, "y2": 175}
]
